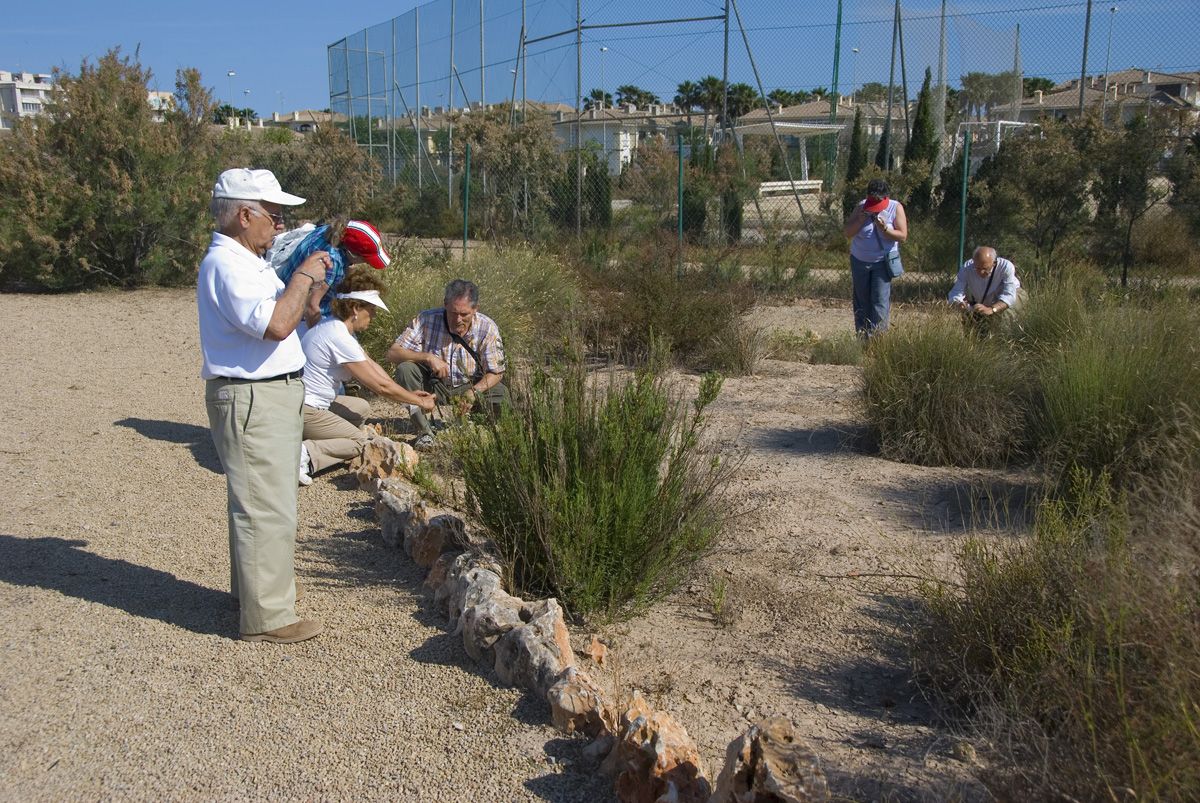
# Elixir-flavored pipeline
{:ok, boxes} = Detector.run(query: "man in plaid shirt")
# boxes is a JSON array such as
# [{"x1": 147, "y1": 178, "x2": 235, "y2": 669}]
[{"x1": 386, "y1": 279, "x2": 508, "y2": 447}]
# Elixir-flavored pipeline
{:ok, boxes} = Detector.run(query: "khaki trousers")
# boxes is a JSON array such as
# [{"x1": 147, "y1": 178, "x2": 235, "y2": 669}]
[
  {"x1": 302, "y1": 395, "x2": 372, "y2": 473},
  {"x1": 205, "y1": 375, "x2": 305, "y2": 635}
]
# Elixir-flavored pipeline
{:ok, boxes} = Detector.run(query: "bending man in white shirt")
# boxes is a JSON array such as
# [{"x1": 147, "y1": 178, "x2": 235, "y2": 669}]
[{"x1": 948, "y1": 246, "x2": 1021, "y2": 320}]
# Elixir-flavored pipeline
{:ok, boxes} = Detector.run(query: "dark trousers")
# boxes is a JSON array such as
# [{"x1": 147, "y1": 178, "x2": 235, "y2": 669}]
[{"x1": 393, "y1": 361, "x2": 510, "y2": 437}]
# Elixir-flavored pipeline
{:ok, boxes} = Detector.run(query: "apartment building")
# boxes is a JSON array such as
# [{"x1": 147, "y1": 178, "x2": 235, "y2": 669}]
[{"x1": 0, "y1": 70, "x2": 53, "y2": 130}]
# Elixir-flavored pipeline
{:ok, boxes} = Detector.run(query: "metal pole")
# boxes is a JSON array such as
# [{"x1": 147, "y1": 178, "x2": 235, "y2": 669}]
[
  {"x1": 897, "y1": 2, "x2": 910, "y2": 141},
  {"x1": 463, "y1": 142, "x2": 471, "y2": 259},
  {"x1": 884, "y1": 0, "x2": 899, "y2": 170},
  {"x1": 1101, "y1": 6, "x2": 1116, "y2": 124},
  {"x1": 827, "y1": 0, "x2": 843, "y2": 187},
  {"x1": 722, "y1": 0, "x2": 730, "y2": 134},
  {"x1": 390, "y1": 19, "x2": 397, "y2": 185},
  {"x1": 575, "y1": 0, "x2": 582, "y2": 239},
  {"x1": 677, "y1": 132, "x2": 684, "y2": 278},
  {"x1": 365, "y1": 30, "x2": 374, "y2": 158},
  {"x1": 932, "y1": 0, "x2": 947, "y2": 176},
  {"x1": 480, "y1": 0, "x2": 486, "y2": 107},
  {"x1": 415, "y1": 8, "x2": 423, "y2": 190},
  {"x1": 449, "y1": 0, "x2": 456, "y2": 208},
  {"x1": 957, "y1": 130, "x2": 970, "y2": 271},
  {"x1": 522, "y1": 0, "x2": 527, "y2": 121},
  {"x1": 1079, "y1": 0, "x2": 1093, "y2": 115}
]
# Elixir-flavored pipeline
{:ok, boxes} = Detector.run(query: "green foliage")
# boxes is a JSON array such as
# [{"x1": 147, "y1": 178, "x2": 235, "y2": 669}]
[
  {"x1": 808, "y1": 332, "x2": 863, "y2": 365},
  {"x1": 913, "y1": 467, "x2": 1200, "y2": 800},
  {"x1": 584, "y1": 249, "x2": 757, "y2": 372},
  {"x1": 862, "y1": 317, "x2": 1032, "y2": 467},
  {"x1": 357, "y1": 245, "x2": 582, "y2": 364},
  {"x1": 1034, "y1": 301, "x2": 1200, "y2": 494},
  {"x1": 903, "y1": 68, "x2": 938, "y2": 168},
  {"x1": 0, "y1": 51, "x2": 219, "y2": 290},
  {"x1": 1091, "y1": 114, "x2": 1173, "y2": 285},
  {"x1": 455, "y1": 354, "x2": 730, "y2": 620},
  {"x1": 845, "y1": 107, "x2": 867, "y2": 184},
  {"x1": 615, "y1": 85, "x2": 659, "y2": 108}
]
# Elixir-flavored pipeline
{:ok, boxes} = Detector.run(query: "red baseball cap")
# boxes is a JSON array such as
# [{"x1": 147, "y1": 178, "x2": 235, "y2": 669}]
[
  {"x1": 863, "y1": 194, "x2": 890, "y2": 214},
  {"x1": 341, "y1": 220, "x2": 391, "y2": 270}
]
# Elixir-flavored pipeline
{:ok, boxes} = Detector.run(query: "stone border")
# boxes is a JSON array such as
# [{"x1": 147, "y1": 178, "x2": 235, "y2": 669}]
[{"x1": 353, "y1": 434, "x2": 830, "y2": 802}]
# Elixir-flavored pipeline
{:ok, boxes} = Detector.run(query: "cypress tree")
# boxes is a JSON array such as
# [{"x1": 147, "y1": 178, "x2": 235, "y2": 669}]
[
  {"x1": 874, "y1": 124, "x2": 892, "y2": 171},
  {"x1": 904, "y1": 67, "x2": 938, "y2": 170},
  {"x1": 846, "y1": 107, "x2": 867, "y2": 183}
]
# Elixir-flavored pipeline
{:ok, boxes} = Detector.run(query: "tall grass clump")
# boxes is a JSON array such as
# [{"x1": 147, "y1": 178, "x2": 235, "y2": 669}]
[
  {"x1": 454, "y1": 350, "x2": 732, "y2": 620},
  {"x1": 808, "y1": 331, "x2": 863, "y2": 366},
  {"x1": 861, "y1": 318, "x2": 1032, "y2": 467},
  {"x1": 357, "y1": 244, "x2": 582, "y2": 363},
  {"x1": 1035, "y1": 301, "x2": 1200, "y2": 496},
  {"x1": 913, "y1": 466, "x2": 1200, "y2": 800}
]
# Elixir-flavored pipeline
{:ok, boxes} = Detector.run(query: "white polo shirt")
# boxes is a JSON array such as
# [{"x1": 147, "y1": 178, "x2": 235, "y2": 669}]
[{"x1": 197, "y1": 232, "x2": 306, "y2": 380}]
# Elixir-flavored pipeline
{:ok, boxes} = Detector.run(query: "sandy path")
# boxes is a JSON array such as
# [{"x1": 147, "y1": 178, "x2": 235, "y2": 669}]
[{"x1": 0, "y1": 289, "x2": 608, "y2": 801}]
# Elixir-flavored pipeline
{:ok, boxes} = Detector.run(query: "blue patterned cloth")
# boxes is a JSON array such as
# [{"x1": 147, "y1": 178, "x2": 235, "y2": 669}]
[{"x1": 272, "y1": 224, "x2": 349, "y2": 318}]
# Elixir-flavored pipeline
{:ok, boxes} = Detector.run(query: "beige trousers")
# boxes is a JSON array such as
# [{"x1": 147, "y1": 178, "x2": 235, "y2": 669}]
[
  {"x1": 302, "y1": 395, "x2": 372, "y2": 473},
  {"x1": 206, "y1": 375, "x2": 305, "y2": 635}
]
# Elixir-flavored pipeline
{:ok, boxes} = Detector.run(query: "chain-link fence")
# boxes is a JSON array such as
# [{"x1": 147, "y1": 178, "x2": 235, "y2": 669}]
[{"x1": 326, "y1": 0, "x2": 1199, "y2": 257}]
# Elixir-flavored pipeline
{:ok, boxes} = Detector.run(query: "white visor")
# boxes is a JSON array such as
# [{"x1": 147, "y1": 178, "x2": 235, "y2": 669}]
[{"x1": 335, "y1": 290, "x2": 389, "y2": 312}]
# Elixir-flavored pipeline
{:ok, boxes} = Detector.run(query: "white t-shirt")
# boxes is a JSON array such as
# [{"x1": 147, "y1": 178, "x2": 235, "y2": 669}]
[
  {"x1": 301, "y1": 317, "x2": 367, "y2": 409},
  {"x1": 197, "y1": 232, "x2": 305, "y2": 380}
]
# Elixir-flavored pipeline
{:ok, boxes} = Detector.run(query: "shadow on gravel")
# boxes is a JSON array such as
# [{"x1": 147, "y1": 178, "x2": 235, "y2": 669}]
[
  {"x1": 875, "y1": 473, "x2": 1039, "y2": 534},
  {"x1": 749, "y1": 424, "x2": 869, "y2": 455},
  {"x1": 0, "y1": 534, "x2": 231, "y2": 637},
  {"x1": 763, "y1": 593, "x2": 979, "y2": 801},
  {"x1": 114, "y1": 418, "x2": 222, "y2": 474},
  {"x1": 524, "y1": 736, "x2": 617, "y2": 802}
]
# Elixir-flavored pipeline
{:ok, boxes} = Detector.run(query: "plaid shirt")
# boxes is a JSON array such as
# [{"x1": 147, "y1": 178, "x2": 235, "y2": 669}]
[{"x1": 395, "y1": 308, "x2": 506, "y2": 388}]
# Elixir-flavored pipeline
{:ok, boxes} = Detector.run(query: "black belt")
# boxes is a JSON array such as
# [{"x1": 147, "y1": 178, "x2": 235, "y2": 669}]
[{"x1": 216, "y1": 369, "x2": 304, "y2": 383}]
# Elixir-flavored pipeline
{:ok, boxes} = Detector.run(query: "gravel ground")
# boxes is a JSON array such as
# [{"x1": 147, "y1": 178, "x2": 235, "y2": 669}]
[{"x1": 0, "y1": 289, "x2": 610, "y2": 802}]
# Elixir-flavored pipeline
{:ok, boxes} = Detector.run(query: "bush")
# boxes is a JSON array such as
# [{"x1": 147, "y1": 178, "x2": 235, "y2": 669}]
[
  {"x1": 1034, "y1": 301, "x2": 1200, "y2": 494},
  {"x1": 808, "y1": 331, "x2": 862, "y2": 365},
  {"x1": 584, "y1": 244, "x2": 757, "y2": 371},
  {"x1": 0, "y1": 52, "x2": 219, "y2": 290},
  {"x1": 862, "y1": 317, "x2": 1032, "y2": 467},
  {"x1": 455, "y1": 354, "x2": 731, "y2": 620},
  {"x1": 913, "y1": 466, "x2": 1200, "y2": 800},
  {"x1": 357, "y1": 245, "x2": 582, "y2": 364}
]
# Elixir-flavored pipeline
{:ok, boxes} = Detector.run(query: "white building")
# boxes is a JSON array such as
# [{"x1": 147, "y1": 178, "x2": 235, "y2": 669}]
[{"x1": 0, "y1": 70, "x2": 53, "y2": 131}]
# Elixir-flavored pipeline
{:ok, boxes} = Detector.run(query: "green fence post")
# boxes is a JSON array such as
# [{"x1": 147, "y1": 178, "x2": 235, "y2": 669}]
[
  {"x1": 463, "y1": 142, "x2": 471, "y2": 261},
  {"x1": 677, "y1": 132, "x2": 684, "y2": 278},
  {"x1": 957, "y1": 133, "x2": 970, "y2": 272}
]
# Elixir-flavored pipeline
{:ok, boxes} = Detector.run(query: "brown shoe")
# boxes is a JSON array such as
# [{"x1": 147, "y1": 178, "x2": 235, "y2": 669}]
[
  {"x1": 229, "y1": 582, "x2": 305, "y2": 610},
  {"x1": 241, "y1": 619, "x2": 323, "y2": 644}
]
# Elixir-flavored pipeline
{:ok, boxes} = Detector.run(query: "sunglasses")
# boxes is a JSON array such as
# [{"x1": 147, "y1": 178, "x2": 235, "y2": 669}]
[{"x1": 247, "y1": 206, "x2": 286, "y2": 227}]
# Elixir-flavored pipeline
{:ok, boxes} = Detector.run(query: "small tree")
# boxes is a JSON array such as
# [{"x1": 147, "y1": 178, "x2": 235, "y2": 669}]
[
  {"x1": 874, "y1": 123, "x2": 893, "y2": 171},
  {"x1": 1092, "y1": 114, "x2": 1173, "y2": 286},
  {"x1": 845, "y1": 107, "x2": 868, "y2": 184},
  {"x1": 615, "y1": 85, "x2": 659, "y2": 108},
  {"x1": 904, "y1": 68, "x2": 938, "y2": 168}
]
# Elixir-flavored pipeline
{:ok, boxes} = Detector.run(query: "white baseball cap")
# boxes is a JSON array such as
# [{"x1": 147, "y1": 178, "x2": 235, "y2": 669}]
[
  {"x1": 334, "y1": 290, "x2": 390, "y2": 311},
  {"x1": 212, "y1": 168, "x2": 306, "y2": 206}
]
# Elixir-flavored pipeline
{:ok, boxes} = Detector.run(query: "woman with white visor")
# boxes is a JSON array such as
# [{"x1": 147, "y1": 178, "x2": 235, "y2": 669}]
[{"x1": 298, "y1": 268, "x2": 435, "y2": 484}]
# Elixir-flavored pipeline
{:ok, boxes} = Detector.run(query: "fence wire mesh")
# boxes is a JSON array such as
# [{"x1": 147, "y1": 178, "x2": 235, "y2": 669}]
[{"x1": 322, "y1": 0, "x2": 1199, "y2": 254}]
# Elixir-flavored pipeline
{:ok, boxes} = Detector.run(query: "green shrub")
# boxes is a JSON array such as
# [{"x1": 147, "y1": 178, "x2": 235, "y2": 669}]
[
  {"x1": 808, "y1": 331, "x2": 863, "y2": 366},
  {"x1": 454, "y1": 354, "x2": 731, "y2": 620},
  {"x1": 584, "y1": 246, "x2": 757, "y2": 371},
  {"x1": 913, "y1": 467, "x2": 1200, "y2": 800},
  {"x1": 766, "y1": 329, "x2": 819, "y2": 361},
  {"x1": 1034, "y1": 301, "x2": 1200, "y2": 494},
  {"x1": 862, "y1": 317, "x2": 1032, "y2": 467},
  {"x1": 357, "y1": 245, "x2": 582, "y2": 364}
]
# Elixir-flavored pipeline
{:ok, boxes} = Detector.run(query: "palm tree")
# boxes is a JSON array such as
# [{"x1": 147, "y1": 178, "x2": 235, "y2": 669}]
[
  {"x1": 697, "y1": 75, "x2": 725, "y2": 138},
  {"x1": 725, "y1": 83, "x2": 760, "y2": 122},
  {"x1": 959, "y1": 72, "x2": 990, "y2": 121},
  {"x1": 674, "y1": 80, "x2": 700, "y2": 128},
  {"x1": 584, "y1": 88, "x2": 613, "y2": 111},
  {"x1": 615, "y1": 85, "x2": 659, "y2": 109}
]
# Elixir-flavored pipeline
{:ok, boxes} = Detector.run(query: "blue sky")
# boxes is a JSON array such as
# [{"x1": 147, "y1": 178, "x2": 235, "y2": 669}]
[{"x1": 3, "y1": 0, "x2": 1196, "y2": 115}]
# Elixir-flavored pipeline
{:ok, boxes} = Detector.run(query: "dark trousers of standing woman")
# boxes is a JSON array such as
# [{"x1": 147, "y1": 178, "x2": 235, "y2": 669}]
[{"x1": 850, "y1": 255, "x2": 892, "y2": 336}]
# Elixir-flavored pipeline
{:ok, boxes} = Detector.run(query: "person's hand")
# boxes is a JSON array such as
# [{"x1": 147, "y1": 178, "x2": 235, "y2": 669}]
[
  {"x1": 294, "y1": 251, "x2": 332, "y2": 285},
  {"x1": 955, "y1": 300, "x2": 970, "y2": 312},
  {"x1": 426, "y1": 354, "x2": 450, "y2": 379},
  {"x1": 972, "y1": 303, "x2": 993, "y2": 316},
  {"x1": 413, "y1": 390, "x2": 437, "y2": 414}
]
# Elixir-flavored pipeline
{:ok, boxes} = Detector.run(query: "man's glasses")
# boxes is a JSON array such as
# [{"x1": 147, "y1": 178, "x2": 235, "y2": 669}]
[{"x1": 247, "y1": 206, "x2": 286, "y2": 227}]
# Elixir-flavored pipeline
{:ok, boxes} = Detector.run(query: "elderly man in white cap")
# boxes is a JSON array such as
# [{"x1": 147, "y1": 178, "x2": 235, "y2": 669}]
[{"x1": 197, "y1": 168, "x2": 331, "y2": 644}]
